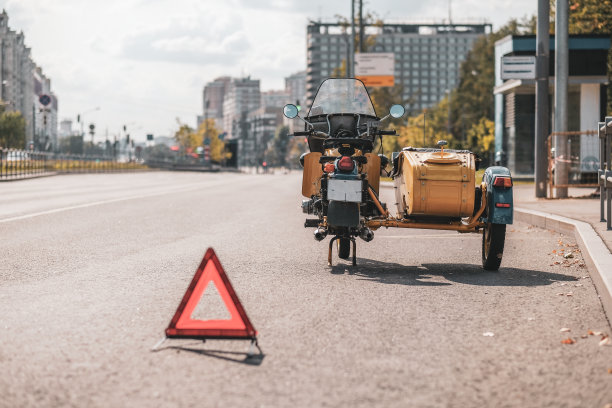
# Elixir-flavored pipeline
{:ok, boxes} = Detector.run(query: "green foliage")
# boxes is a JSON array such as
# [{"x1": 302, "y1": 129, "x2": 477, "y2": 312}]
[
  {"x1": 174, "y1": 121, "x2": 198, "y2": 153},
  {"x1": 556, "y1": 0, "x2": 612, "y2": 115},
  {"x1": 0, "y1": 110, "x2": 26, "y2": 149},
  {"x1": 388, "y1": 18, "x2": 536, "y2": 161},
  {"x1": 58, "y1": 135, "x2": 84, "y2": 154},
  {"x1": 265, "y1": 125, "x2": 290, "y2": 167},
  {"x1": 196, "y1": 118, "x2": 231, "y2": 162}
]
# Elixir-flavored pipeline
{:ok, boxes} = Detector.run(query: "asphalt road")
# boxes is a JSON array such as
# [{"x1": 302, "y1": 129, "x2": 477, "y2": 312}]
[{"x1": 1, "y1": 171, "x2": 611, "y2": 407}]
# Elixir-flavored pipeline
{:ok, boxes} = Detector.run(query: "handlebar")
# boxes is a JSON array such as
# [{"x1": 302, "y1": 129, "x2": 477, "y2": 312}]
[
  {"x1": 293, "y1": 131, "x2": 311, "y2": 136},
  {"x1": 378, "y1": 130, "x2": 397, "y2": 136}
]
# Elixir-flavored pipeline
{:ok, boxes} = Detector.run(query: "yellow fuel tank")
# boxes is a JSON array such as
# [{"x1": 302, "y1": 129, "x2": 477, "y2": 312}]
[{"x1": 393, "y1": 148, "x2": 475, "y2": 217}]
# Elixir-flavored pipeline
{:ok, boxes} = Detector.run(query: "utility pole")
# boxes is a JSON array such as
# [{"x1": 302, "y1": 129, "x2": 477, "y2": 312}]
[
  {"x1": 447, "y1": 0, "x2": 452, "y2": 136},
  {"x1": 554, "y1": 0, "x2": 569, "y2": 198},
  {"x1": 534, "y1": 0, "x2": 550, "y2": 197},
  {"x1": 358, "y1": 0, "x2": 364, "y2": 53},
  {"x1": 349, "y1": 0, "x2": 355, "y2": 77}
]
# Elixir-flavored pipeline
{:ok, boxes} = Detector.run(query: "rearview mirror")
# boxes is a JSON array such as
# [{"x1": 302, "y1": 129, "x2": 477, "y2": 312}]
[
  {"x1": 389, "y1": 104, "x2": 406, "y2": 119},
  {"x1": 283, "y1": 104, "x2": 299, "y2": 119}
]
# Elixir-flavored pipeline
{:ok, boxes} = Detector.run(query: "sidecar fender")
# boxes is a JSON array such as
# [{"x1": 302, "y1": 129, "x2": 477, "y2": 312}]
[{"x1": 482, "y1": 166, "x2": 513, "y2": 225}]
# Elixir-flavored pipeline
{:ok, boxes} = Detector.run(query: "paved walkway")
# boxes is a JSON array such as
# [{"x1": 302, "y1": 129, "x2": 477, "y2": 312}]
[{"x1": 514, "y1": 184, "x2": 612, "y2": 252}]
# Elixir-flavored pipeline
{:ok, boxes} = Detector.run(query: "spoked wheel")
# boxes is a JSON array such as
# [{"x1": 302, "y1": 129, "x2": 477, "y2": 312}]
[
  {"x1": 337, "y1": 238, "x2": 351, "y2": 259},
  {"x1": 482, "y1": 223, "x2": 506, "y2": 271}
]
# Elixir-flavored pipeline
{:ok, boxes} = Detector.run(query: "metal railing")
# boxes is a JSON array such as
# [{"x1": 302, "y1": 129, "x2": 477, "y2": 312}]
[
  {"x1": 599, "y1": 117, "x2": 612, "y2": 230},
  {"x1": 547, "y1": 130, "x2": 600, "y2": 197},
  {"x1": 0, "y1": 148, "x2": 147, "y2": 181}
]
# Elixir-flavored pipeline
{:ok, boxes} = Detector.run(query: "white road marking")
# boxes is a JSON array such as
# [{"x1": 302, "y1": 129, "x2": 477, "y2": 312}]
[{"x1": 0, "y1": 180, "x2": 229, "y2": 224}]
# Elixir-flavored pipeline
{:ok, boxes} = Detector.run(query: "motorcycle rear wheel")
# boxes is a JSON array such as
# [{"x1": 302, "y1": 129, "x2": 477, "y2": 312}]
[{"x1": 337, "y1": 238, "x2": 351, "y2": 259}]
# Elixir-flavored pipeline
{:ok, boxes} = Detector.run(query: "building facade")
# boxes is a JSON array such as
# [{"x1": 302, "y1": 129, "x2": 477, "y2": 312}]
[
  {"x1": 493, "y1": 35, "x2": 610, "y2": 178},
  {"x1": 0, "y1": 10, "x2": 57, "y2": 150},
  {"x1": 222, "y1": 77, "x2": 261, "y2": 140},
  {"x1": 201, "y1": 76, "x2": 231, "y2": 130},
  {"x1": 306, "y1": 21, "x2": 491, "y2": 114}
]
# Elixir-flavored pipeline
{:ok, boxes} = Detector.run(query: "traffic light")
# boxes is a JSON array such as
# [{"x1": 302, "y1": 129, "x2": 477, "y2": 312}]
[{"x1": 296, "y1": 100, "x2": 301, "y2": 111}]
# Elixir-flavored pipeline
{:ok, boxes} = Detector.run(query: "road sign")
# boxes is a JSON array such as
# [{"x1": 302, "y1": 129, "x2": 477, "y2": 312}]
[
  {"x1": 355, "y1": 53, "x2": 395, "y2": 87},
  {"x1": 164, "y1": 248, "x2": 257, "y2": 340},
  {"x1": 39, "y1": 94, "x2": 51, "y2": 106},
  {"x1": 501, "y1": 56, "x2": 537, "y2": 80}
]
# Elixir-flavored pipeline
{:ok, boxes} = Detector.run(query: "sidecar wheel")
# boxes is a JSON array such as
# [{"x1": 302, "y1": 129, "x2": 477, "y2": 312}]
[
  {"x1": 337, "y1": 238, "x2": 351, "y2": 259},
  {"x1": 482, "y1": 223, "x2": 506, "y2": 271}
]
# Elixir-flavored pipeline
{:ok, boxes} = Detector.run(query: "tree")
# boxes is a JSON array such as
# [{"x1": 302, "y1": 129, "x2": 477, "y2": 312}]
[
  {"x1": 265, "y1": 125, "x2": 290, "y2": 167},
  {"x1": 196, "y1": 118, "x2": 231, "y2": 163},
  {"x1": 0, "y1": 110, "x2": 26, "y2": 149},
  {"x1": 173, "y1": 121, "x2": 198, "y2": 154},
  {"x1": 553, "y1": 0, "x2": 612, "y2": 114}
]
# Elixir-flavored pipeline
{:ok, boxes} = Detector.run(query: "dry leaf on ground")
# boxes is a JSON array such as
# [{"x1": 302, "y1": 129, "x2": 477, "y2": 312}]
[
  {"x1": 560, "y1": 328, "x2": 571, "y2": 332},
  {"x1": 561, "y1": 338, "x2": 575, "y2": 345}
]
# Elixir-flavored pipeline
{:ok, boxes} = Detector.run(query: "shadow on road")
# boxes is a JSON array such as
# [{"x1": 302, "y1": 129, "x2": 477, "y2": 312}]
[
  {"x1": 330, "y1": 258, "x2": 578, "y2": 287},
  {"x1": 153, "y1": 341, "x2": 265, "y2": 366}
]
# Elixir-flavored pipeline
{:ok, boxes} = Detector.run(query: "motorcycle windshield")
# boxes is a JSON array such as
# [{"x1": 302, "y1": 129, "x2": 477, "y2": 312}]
[{"x1": 307, "y1": 78, "x2": 376, "y2": 117}]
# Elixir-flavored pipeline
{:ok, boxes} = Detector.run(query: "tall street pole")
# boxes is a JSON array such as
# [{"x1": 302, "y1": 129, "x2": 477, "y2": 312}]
[
  {"x1": 534, "y1": 0, "x2": 550, "y2": 197},
  {"x1": 358, "y1": 0, "x2": 364, "y2": 53},
  {"x1": 554, "y1": 0, "x2": 569, "y2": 198},
  {"x1": 350, "y1": 0, "x2": 355, "y2": 77}
]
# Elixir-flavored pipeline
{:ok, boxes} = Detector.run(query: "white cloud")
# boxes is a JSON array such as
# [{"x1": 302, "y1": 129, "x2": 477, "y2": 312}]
[{"x1": 0, "y1": 0, "x2": 536, "y2": 140}]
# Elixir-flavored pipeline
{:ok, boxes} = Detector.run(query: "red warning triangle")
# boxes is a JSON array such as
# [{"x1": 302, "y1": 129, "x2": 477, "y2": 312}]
[{"x1": 165, "y1": 248, "x2": 257, "y2": 339}]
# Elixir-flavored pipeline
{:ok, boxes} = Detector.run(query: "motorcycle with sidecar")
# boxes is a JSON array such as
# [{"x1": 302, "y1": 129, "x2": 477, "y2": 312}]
[{"x1": 283, "y1": 78, "x2": 513, "y2": 270}]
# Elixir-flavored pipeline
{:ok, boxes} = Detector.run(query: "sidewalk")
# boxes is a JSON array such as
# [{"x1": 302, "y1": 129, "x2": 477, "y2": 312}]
[
  {"x1": 514, "y1": 185, "x2": 612, "y2": 252},
  {"x1": 513, "y1": 184, "x2": 612, "y2": 320}
]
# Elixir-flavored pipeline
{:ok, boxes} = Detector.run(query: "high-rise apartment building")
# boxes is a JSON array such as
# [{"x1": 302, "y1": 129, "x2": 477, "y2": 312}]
[
  {"x1": 0, "y1": 10, "x2": 57, "y2": 149},
  {"x1": 222, "y1": 77, "x2": 261, "y2": 140},
  {"x1": 285, "y1": 71, "x2": 307, "y2": 107},
  {"x1": 306, "y1": 21, "x2": 491, "y2": 114},
  {"x1": 201, "y1": 76, "x2": 231, "y2": 130}
]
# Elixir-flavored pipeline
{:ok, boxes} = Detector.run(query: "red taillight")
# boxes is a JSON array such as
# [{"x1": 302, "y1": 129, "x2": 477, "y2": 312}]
[
  {"x1": 337, "y1": 156, "x2": 355, "y2": 172},
  {"x1": 495, "y1": 203, "x2": 511, "y2": 208},
  {"x1": 493, "y1": 176, "x2": 513, "y2": 188}
]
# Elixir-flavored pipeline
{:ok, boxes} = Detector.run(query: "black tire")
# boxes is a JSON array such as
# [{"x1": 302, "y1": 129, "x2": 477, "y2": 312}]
[
  {"x1": 337, "y1": 238, "x2": 351, "y2": 259},
  {"x1": 482, "y1": 223, "x2": 506, "y2": 271}
]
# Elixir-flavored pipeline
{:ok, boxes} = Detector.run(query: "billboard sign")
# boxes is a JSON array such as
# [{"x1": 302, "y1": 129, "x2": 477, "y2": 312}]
[
  {"x1": 355, "y1": 53, "x2": 395, "y2": 87},
  {"x1": 501, "y1": 56, "x2": 536, "y2": 80}
]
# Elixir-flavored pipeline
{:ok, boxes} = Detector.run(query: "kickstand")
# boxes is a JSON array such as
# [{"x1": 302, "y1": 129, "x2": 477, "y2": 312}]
[
  {"x1": 246, "y1": 338, "x2": 263, "y2": 357},
  {"x1": 351, "y1": 237, "x2": 357, "y2": 266},
  {"x1": 328, "y1": 236, "x2": 338, "y2": 266}
]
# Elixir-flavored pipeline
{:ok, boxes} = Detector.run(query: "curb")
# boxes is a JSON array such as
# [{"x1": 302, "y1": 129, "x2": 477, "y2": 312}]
[{"x1": 515, "y1": 207, "x2": 612, "y2": 322}]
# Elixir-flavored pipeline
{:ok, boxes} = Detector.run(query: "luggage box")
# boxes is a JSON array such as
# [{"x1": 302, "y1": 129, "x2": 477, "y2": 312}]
[{"x1": 393, "y1": 148, "x2": 476, "y2": 217}]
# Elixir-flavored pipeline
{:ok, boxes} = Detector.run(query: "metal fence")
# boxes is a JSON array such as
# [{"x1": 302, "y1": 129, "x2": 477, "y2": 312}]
[
  {"x1": 0, "y1": 148, "x2": 147, "y2": 181},
  {"x1": 547, "y1": 130, "x2": 600, "y2": 197},
  {"x1": 599, "y1": 117, "x2": 612, "y2": 230}
]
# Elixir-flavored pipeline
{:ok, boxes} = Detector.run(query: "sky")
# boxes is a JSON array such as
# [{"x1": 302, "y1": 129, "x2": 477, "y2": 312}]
[{"x1": 1, "y1": 0, "x2": 536, "y2": 142}]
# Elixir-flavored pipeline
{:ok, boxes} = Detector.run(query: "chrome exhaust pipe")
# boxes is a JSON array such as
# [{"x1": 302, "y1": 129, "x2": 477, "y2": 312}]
[
  {"x1": 314, "y1": 228, "x2": 328, "y2": 241},
  {"x1": 359, "y1": 227, "x2": 374, "y2": 242}
]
